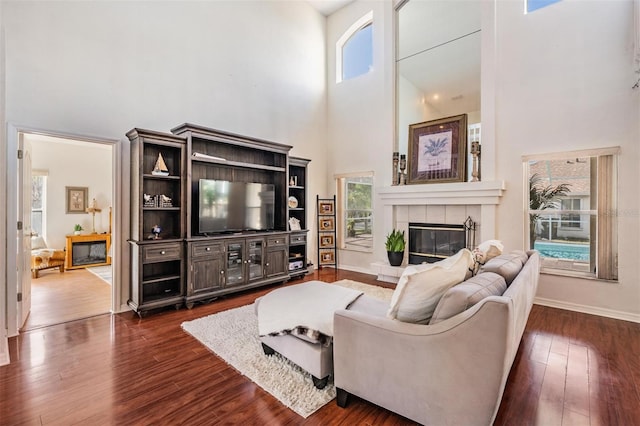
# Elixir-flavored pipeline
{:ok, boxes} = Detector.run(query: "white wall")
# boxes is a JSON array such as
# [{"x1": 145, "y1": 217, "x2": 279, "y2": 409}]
[
  {"x1": 3, "y1": 1, "x2": 328, "y2": 314},
  {"x1": 0, "y1": 0, "x2": 10, "y2": 366},
  {"x1": 493, "y1": 0, "x2": 640, "y2": 319},
  {"x1": 28, "y1": 135, "x2": 113, "y2": 249},
  {"x1": 327, "y1": 0, "x2": 395, "y2": 270},
  {"x1": 329, "y1": 0, "x2": 639, "y2": 319}
]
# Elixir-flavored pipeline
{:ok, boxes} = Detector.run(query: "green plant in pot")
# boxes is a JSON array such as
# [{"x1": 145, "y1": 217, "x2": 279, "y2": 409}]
[
  {"x1": 385, "y1": 229, "x2": 406, "y2": 267},
  {"x1": 73, "y1": 224, "x2": 83, "y2": 235}
]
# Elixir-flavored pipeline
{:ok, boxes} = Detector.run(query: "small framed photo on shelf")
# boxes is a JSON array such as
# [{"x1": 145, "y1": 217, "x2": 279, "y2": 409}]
[
  {"x1": 288, "y1": 217, "x2": 301, "y2": 231},
  {"x1": 318, "y1": 217, "x2": 335, "y2": 232},
  {"x1": 407, "y1": 113, "x2": 467, "y2": 184},
  {"x1": 65, "y1": 186, "x2": 88, "y2": 214},
  {"x1": 319, "y1": 249, "x2": 335, "y2": 265},
  {"x1": 319, "y1": 234, "x2": 335, "y2": 248},
  {"x1": 318, "y1": 199, "x2": 335, "y2": 216}
]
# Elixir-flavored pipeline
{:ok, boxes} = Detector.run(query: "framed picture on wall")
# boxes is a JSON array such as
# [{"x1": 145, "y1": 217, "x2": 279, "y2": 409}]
[
  {"x1": 407, "y1": 114, "x2": 467, "y2": 184},
  {"x1": 66, "y1": 186, "x2": 88, "y2": 214}
]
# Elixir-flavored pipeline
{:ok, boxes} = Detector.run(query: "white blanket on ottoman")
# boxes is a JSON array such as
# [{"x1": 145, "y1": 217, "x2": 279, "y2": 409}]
[{"x1": 257, "y1": 281, "x2": 363, "y2": 338}]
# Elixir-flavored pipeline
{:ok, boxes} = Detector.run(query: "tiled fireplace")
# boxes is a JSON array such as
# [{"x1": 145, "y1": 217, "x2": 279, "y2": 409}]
[{"x1": 372, "y1": 181, "x2": 505, "y2": 282}]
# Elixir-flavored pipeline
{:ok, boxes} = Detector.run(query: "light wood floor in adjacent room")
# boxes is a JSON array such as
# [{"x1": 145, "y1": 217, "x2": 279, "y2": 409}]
[
  {"x1": 22, "y1": 267, "x2": 111, "y2": 331},
  {"x1": 2, "y1": 268, "x2": 639, "y2": 425}
]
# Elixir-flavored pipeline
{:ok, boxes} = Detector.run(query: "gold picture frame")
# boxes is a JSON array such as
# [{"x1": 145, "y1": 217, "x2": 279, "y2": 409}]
[
  {"x1": 65, "y1": 186, "x2": 88, "y2": 214},
  {"x1": 319, "y1": 249, "x2": 335, "y2": 265},
  {"x1": 407, "y1": 114, "x2": 467, "y2": 184},
  {"x1": 319, "y1": 217, "x2": 335, "y2": 232},
  {"x1": 319, "y1": 234, "x2": 335, "y2": 248},
  {"x1": 318, "y1": 200, "x2": 335, "y2": 216}
]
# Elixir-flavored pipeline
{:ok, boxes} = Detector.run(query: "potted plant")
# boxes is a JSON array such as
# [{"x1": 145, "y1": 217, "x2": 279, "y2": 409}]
[
  {"x1": 73, "y1": 224, "x2": 83, "y2": 235},
  {"x1": 385, "y1": 229, "x2": 406, "y2": 266}
]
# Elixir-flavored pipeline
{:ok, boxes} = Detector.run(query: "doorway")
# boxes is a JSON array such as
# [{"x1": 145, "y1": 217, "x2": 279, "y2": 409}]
[{"x1": 7, "y1": 128, "x2": 123, "y2": 334}]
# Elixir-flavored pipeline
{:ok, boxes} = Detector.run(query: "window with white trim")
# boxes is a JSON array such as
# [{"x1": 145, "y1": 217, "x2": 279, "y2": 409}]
[
  {"x1": 336, "y1": 11, "x2": 373, "y2": 83},
  {"x1": 336, "y1": 173, "x2": 373, "y2": 252},
  {"x1": 525, "y1": 0, "x2": 561, "y2": 14},
  {"x1": 524, "y1": 148, "x2": 618, "y2": 281},
  {"x1": 31, "y1": 172, "x2": 47, "y2": 237}
]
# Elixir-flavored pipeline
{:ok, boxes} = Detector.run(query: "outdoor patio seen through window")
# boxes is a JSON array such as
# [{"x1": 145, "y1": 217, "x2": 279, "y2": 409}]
[{"x1": 337, "y1": 175, "x2": 373, "y2": 252}]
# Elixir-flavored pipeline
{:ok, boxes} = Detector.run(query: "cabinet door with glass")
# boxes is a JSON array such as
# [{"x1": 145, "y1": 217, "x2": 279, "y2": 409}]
[
  {"x1": 246, "y1": 238, "x2": 264, "y2": 283},
  {"x1": 225, "y1": 240, "x2": 246, "y2": 287}
]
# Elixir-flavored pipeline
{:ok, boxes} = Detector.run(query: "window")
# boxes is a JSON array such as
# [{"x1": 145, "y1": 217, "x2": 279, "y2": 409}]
[
  {"x1": 31, "y1": 173, "x2": 47, "y2": 237},
  {"x1": 560, "y1": 198, "x2": 582, "y2": 229},
  {"x1": 336, "y1": 173, "x2": 373, "y2": 252},
  {"x1": 524, "y1": 148, "x2": 618, "y2": 281},
  {"x1": 525, "y1": 0, "x2": 561, "y2": 14},
  {"x1": 336, "y1": 11, "x2": 373, "y2": 83}
]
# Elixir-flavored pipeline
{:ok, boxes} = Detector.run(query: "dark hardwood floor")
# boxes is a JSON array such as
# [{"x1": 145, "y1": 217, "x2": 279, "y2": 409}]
[{"x1": 1, "y1": 268, "x2": 639, "y2": 425}]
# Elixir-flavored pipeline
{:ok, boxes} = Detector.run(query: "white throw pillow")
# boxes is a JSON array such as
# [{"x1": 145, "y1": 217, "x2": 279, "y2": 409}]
[
  {"x1": 386, "y1": 248, "x2": 474, "y2": 324},
  {"x1": 474, "y1": 240, "x2": 504, "y2": 263},
  {"x1": 31, "y1": 236, "x2": 48, "y2": 250}
]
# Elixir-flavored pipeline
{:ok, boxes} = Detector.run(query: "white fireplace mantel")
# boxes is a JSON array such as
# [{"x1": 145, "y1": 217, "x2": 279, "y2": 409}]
[
  {"x1": 378, "y1": 180, "x2": 505, "y2": 206},
  {"x1": 377, "y1": 180, "x2": 506, "y2": 243}
]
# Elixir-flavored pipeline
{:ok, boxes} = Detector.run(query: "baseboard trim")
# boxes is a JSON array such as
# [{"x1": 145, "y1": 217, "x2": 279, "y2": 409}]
[
  {"x1": 337, "y1": 263, "x2": 374, "y2": 276},
  {"x1": 534, "y1": 297, "x2": 640, "y2": 324},
  {"x1": 0, "y1": 334, "x2": 10, "y2": 366}
]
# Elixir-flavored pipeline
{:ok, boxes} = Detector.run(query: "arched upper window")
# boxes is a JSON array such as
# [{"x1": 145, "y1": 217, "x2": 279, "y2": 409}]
[{"x1": 336, "y1": 11, "x2": 373, "y2": 83}]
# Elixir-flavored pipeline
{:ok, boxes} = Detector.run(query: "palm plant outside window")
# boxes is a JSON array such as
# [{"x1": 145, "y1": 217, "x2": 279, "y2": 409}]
[{"x1": 525, "y1": 148, "x2": 618, "y2": 281}]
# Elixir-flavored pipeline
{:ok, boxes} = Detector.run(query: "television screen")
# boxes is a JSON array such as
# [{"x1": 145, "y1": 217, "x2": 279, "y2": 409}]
[{"x1": 198, "y1": 180, "x2": 275, "y2": 234}]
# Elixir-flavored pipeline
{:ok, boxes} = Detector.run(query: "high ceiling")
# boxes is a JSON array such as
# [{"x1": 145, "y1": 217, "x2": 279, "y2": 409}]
[{"x1": 307, "y1": 0, "x2": 353, "y2": 16}]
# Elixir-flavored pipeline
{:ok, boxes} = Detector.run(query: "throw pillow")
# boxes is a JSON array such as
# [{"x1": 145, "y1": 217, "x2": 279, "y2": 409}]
[
  {"x1": 31, "y1": 236, "x2": 47, "y2": 250},
  {"x1": 429, "y1": 272, "x2": 507, "y2": 324},
  {"x1": 479, "y1": 252, "x2": 526, "y2": 285},
  {"x1": 386, "y1": 248, "x2": 474, "y2": 324}
]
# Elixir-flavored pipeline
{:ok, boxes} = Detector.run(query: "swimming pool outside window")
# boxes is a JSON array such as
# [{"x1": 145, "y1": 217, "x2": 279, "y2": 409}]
[{"x1": 524, "y1": 148, "x2": 618, "y2": 281}]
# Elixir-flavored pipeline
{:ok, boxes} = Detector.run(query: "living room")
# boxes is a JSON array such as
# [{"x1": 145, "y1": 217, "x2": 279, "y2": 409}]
[{"x1": 0, "y1": 0, "x2": 639, "y2": 424}]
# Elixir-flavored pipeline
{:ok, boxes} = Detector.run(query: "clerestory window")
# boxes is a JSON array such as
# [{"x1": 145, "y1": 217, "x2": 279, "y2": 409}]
[{"x1": 336, "y1": 11, "x2": 373, "y2": 83}]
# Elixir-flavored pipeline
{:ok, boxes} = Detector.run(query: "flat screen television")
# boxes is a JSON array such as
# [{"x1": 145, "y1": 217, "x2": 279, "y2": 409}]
[{"x1": 198, "y1": 179, "x2": 275, "y2": 234}]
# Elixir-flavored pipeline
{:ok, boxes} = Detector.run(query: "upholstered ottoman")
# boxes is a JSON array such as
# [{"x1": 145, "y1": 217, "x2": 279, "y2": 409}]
[{"x1": 255, "y1": 281, "x2": 367, "y2": 389}]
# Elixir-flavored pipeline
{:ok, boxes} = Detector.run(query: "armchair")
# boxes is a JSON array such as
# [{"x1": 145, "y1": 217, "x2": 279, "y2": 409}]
[{"x1": 31, "y1": 236, "x2": 66, "y2": 278}]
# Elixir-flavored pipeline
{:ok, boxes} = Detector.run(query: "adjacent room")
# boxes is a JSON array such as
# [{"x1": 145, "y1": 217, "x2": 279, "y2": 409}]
[{"x1": 1, "y1": 0, "x2": 638, "y2": 425}]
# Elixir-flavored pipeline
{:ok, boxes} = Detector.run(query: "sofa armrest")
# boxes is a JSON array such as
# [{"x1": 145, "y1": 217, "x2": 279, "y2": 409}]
[{"x1": 333, "y1": 296, "x2": 514, "y2": 426}]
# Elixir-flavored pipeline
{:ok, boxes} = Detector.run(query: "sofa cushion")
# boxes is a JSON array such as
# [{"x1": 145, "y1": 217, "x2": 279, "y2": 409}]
[
  {"x1": 387, "y1": 249, "x2": 474, "y2": 324},
  {"x1": 429, "y1": 272, "x2": 507, "y2": 324},
  {"x1": 479, "y1": 253, "x2": 526, "y2": 285}
]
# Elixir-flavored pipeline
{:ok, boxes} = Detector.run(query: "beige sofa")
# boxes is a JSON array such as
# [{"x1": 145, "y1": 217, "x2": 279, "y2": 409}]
[{"x1": 333, "y1": 251, "x2": 540, "y2": 425}]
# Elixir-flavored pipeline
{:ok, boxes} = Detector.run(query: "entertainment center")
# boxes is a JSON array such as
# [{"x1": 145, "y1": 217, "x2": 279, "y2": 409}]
[{"x1": 127, "y1": 124, "x2": 310, "y2": 315}]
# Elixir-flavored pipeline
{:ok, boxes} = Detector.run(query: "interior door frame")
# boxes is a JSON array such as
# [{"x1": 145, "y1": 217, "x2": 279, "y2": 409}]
[{"x1": 5, "y1": 123, "x2": 129, "y2": 339}]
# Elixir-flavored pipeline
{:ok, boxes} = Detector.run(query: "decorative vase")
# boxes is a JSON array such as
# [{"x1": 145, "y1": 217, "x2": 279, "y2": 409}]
[{"x1": 387, "y1": 251, "x2": 404, "y2": 267}]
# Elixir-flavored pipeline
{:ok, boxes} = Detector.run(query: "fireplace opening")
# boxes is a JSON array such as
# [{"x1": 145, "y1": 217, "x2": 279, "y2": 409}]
[
  {"x1": 72, "y1": 241, "x2": 107, "y2": 266},
  {"x1": 408, "y1": 218, "x2": 476, "y2": 264}
]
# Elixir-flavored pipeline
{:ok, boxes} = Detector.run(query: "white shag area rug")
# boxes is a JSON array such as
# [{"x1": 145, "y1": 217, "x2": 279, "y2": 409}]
[
  {"x1": 87, "y1": 265, "x2": 112, "y2": 285},
  {"x1": 181, "y1": 279, "x2": 393, "y2": 418}
]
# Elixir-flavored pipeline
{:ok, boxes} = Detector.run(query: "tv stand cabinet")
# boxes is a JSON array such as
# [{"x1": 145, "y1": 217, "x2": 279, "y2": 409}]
[{"x1": 128, "y1": 124, "x2": 304, "y2": 315}]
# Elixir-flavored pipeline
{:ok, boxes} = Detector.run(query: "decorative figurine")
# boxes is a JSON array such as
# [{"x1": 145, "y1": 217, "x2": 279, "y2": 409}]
[
  {"x1": 471, "y1": 141, "x2": 481, "y2": 182},
  {"x1": 152, "y1": 153, "x2": 169, "y2": 176},
  {"x1": 392, "y1": 152, "x2": 399, "y2": 185},
  {"x1": 151, "y1": 224, "x2": 162, "y2": 240},
  {"x1": 399, "y1": 154, "x2": 407, "y2": 185}
]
